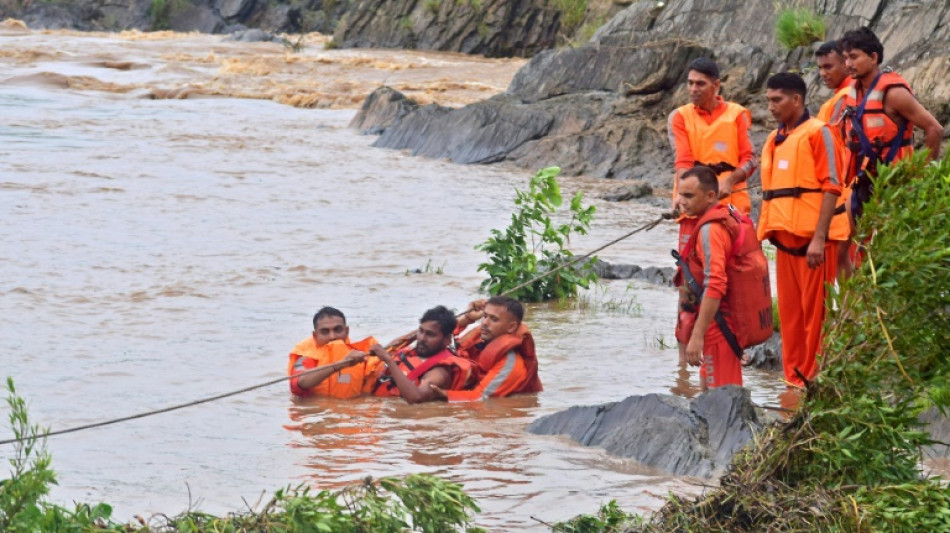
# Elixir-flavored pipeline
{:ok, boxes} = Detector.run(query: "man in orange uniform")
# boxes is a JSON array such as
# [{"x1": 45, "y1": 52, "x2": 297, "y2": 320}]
[
  {"x1": 814, "y1": 39, "x2": 854, "y2": 277},
  {"x1": 758, "y1": 73, "x2": 850, "y2": 389},
  {"x1": 369, "y1": 305, "x2": 473, "y2": 403},
  {"x1": 676, "y1": 166, "x2": 744, "y2": 388},
  {"x1": 668, "y1": 57, "x2": 758, "y2": 365},
  {"x1": 287, "y1": 307, "x2": 382, "y2": 398},
  {"x1": 839, "y1": 26, "x2": 942, "y2": 221},
  {"x1": 431, "y1": 296, "x2": 542, "y2": 401}
]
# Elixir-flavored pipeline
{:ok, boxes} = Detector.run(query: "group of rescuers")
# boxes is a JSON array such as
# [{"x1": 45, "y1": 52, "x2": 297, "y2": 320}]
[{"x1": 288, "y1": 26, "x2": 943, "y2": 402}]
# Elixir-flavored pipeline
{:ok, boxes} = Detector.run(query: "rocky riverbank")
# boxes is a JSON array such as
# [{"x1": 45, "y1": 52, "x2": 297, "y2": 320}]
[{"x1": 353, "y1": 0, "x2": 950, "y2": 194}]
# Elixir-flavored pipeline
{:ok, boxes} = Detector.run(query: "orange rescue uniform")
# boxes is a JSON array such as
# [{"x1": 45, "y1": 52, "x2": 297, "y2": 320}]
[
  {"x1": 447, "y1": 323, "x2": 543, "y2": 402},
  {"x1": 371, "y1": 348, "x2": 474, "y2": 398},
  {"x1": 758, "y1": 115, "x2": 846, "y2": 388},
  {"x1": 288, "y1": 337, "x2": 382, "y2": 398},
  {"x1": 668, "y1": 95, "x2": 759, "y2": 215},
  {"x1": 674, "y1": 205, "x2": 743, "y2": 388}
]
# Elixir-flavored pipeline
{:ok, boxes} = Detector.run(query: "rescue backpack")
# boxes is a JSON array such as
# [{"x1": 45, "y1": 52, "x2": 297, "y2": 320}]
[{"x1": 672, "y1": 205, "x2": 773, "y2": 357}]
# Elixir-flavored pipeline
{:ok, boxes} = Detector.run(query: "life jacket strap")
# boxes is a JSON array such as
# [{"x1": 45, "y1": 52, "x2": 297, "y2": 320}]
[{"x1": 762, "y1": 187, "x2": 822, "y2": 201}]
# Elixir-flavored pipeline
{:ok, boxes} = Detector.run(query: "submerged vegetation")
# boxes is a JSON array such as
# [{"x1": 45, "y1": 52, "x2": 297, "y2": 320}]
[
  {"x1": 774, "y1": 7, "x2": 826, "y2": 50},
  {"x1": 476, "y1": 167, "x2": 598, "y2": 302},
  {"x1": 0, "y1": 379, "x2": 484, "y2": 533},
  {"x1": 562, "y1": 150, "x2": 950, "y2": 531}
]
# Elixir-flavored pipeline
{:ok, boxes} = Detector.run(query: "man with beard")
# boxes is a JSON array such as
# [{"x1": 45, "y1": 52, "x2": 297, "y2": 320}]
[
  {"x1": 370, "y1": 306, "x2": 474, "y2": 403},
  {"x1": 431, "y1": 296, "x2": 543, "y2": 401},
  {"x1": 839, "y1": 27, "x2": 942, "y2": 220}
]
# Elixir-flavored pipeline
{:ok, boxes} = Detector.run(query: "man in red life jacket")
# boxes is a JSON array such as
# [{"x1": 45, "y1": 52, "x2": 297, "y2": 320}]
[
  {"x1": 431, "y1": 296, "x2": 542, "y2": 401},
  {"x1": 838, "y1": 27, "x2": 942, "y2": 221},
  {"x1": 287, "y1": 307, "x2": 382, "y2": 399},
  {"x1": 675, "y1": 166, "x2": 744, "y2": 388},
  {"x1": 667, "y1": 57, "x2": 758, "y2": 366},
  {"x1": 369, "y1": 305, "x2": 473, "y2": 403}
]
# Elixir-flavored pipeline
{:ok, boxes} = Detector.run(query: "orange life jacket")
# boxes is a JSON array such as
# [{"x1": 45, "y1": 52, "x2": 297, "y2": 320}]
[
  {"x1": 371, "y1": 348, "x2": 474, "y2": 397},
  {"x1": 678, "y1": 101, "x2": 752, "y2": 214},
  {"x1": 673, "y1": 204, "x2": 773, "y2": 356},
  {"x1": 843, "y1": 70, "x2": 914, "y2": 171},
  {"x1": 818, "y1": 83, "x2": 850, "y2": 169},
  {"x1": 287, "y1": 336, "x2": 381, "y2": 399},
  {"x1": 458, "y1": 323, "x2": 543, "y2": 394},
  {"x1": 758, "y1": 117, "x2": 850, "y2": 245}
]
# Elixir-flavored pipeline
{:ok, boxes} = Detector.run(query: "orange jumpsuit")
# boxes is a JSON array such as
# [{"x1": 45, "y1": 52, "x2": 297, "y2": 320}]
[
  {"x1": 668, "y1": 95, "x2": 759, "y2": 215},
  {"x1": 758, "y1": 116, "x2": 847, "y2": 388},
  {"x1": 447, "y1": 324, "x2": 542, "y2": 402},
  {"x1": 677, "y1": 216, "x2": 743, "y2": 388}
]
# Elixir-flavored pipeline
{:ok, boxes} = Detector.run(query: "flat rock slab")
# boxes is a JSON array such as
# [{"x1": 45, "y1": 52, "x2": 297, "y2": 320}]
[{"x1": 528, "y1": 386, "x2": 760, "y2": 477}]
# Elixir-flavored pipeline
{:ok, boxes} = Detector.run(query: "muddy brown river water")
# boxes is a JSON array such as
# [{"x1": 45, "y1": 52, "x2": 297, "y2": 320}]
[{"x1": 0, "y1": 26, "x2": 788, "y2": 530}]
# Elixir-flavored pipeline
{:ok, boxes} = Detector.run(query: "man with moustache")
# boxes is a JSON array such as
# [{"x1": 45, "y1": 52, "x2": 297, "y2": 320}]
[
  {"x1": 288, "y1": 306, "x2": 382, "y2": 398},
  {"x1": 369, "y1": 305, "x2": 474, "y2": 403},
  {"x1": 838, "y1": 26, "x2": 942, "y2": 220},
  {"x1": 431, "y1": 296, "x2": 542, "y2": 401},
  {"x1": 668, "y1": 57, "x2": 758, "y2": 365},
  {"x1": 757, "y1": 73, "x2": 850, "y2": 389}
]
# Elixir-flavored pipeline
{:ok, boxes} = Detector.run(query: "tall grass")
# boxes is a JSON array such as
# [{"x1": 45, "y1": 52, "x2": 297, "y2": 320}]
[{"x1": 775, "y1": 7, "x2": 826, "y2": 50}]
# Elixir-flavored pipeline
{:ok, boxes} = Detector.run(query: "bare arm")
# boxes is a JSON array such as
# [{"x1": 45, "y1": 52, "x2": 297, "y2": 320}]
[
  {"x1": 370, "y1": 345, "x2": 451, "y2": 404},
  {"x1": 886, "y1": 87, "x2": 943, "y2": 160}
]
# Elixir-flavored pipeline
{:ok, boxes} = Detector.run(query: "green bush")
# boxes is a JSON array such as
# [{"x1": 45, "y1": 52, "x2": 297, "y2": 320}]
[
  {"x1": 476, "y1": 167, "x2": 597, "y2": 302},
  {"x1": 775, "y1": 7, "x2": 826, "y2": 50},
  {"x1": 552, "y1": 0, "x2": 589, "y2": 31},
  {"x1": 0, "y1": 377, "x2": 485, "y2": 532}
]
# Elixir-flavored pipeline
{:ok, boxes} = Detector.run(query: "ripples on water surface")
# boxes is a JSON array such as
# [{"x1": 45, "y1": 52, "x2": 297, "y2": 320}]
[{"x1": 0, "y1": 31, "x2": 787, "y2": 531}]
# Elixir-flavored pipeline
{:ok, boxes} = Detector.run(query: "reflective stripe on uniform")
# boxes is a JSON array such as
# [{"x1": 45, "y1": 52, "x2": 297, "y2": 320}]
[{"x1": 482, "y1": 351, "x2": 517, "y2": 399}]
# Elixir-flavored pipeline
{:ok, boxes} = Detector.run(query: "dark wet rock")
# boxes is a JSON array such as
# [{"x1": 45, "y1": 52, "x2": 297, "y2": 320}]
[
  {"x1": 373, "y1": 94, "x2": 554, "y2": 164},
  {"x1": 601, "y1": 181, "x2": 652, "y2": 201},
  {"x1": 223, "y1": 28, "x2": 280, "y2": 42},
  {"x1": 744, "y1": 331, "x2": 782, "y2": 371},
  {"x1": 528, "y1": 386, "x2": 761, "y2": 477},
  {"x1": 350, "y1": 87, "x2": 420, "y2": 136},
  {"x1": 920, "y1": 408, "x2": 950, "y2": 460},
  {"x1": 333, "y1": 0, "x2": 560, "y2": 58},
  {"x1": 592, "y1": 260, "x2": 674, "y2": 287}
]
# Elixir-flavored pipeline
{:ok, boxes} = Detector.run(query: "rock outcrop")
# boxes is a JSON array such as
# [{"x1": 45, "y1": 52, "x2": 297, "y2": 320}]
[
  {"x1": 528, "y1": 386, "x2": 761, "y2": 478},
  {"x1": 357, "y1": 0, "x2": 950, "y2": 190},
  {"x1": 332, "y1": 0, "x2": 560, "y2": 57}
]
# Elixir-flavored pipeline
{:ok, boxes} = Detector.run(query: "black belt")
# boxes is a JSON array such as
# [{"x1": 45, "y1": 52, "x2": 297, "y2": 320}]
[
  {"x1": 762, "y1": 187, "x2": 822, "y2": 201},
  {"x1": 769, "y1": 237, "x2": 809, "y2": 257}
]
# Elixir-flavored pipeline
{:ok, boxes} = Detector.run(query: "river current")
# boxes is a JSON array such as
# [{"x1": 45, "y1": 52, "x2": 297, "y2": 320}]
[{"x1": 0, "y1": 27, "x2": 787, "y2": 530}]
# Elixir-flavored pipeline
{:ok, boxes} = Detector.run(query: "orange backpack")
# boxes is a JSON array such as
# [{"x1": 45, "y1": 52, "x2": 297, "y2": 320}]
[{"x1": 673, "y1": 205, "x2": 773, "y2": 356}]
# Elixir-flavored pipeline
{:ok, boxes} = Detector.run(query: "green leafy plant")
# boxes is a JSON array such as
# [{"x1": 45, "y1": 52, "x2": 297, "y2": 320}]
[
  {"x1": 552, "y1": 0, "x2": 589, "y2": 31},
  {"x1": 0, "y1": 377, "x2": 485, "y2": 532},
  {"x1": 571, "y1": 150, "x2": 950, "y2": 532},
  {"x1": 476, "y1": 166, "x2": 597, "y2": 302},
  {"x1": 552, "y1": 500, "x2": 643, "y2": 532},
  {"x1": 775, "y1": 7, "x2": 826, "y2": 50}
]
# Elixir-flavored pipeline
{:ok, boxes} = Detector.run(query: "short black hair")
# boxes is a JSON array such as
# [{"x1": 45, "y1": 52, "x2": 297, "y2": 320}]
[
  {"x1": 313, "y1": 306, "x2": 345, "y2": 328},
  {"x1": 420, "y1": 305, "x2": 458, "y2": 337},
  {"x1": 688, "y1": 57, "x2": 720, "y2": 80},
  {"x1": 839, "y1": 27, "x2": 884, "y2": 65},
  {"x1": 486, "y1": 296, "x2": 524, "y2": 323},
  {"x1": 766, "y1": 72, "x2": 807, "y2": 101},
  {"x1": 815, "y1": 40, "x2": 842, "y2": 57},
  {"x1": 681, "y1": 166, "x2": 719, "y2": 196}
]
